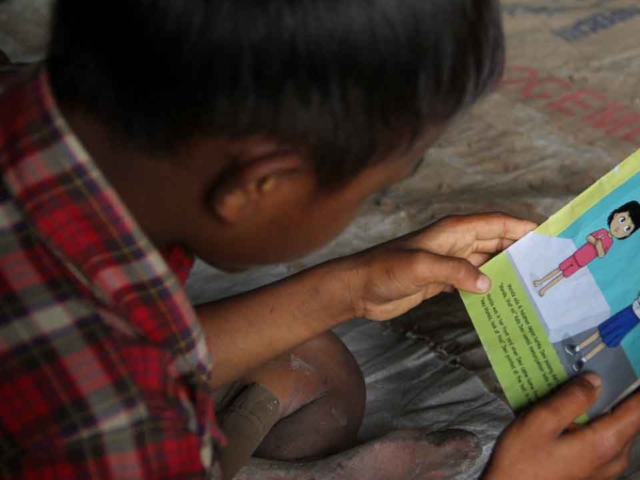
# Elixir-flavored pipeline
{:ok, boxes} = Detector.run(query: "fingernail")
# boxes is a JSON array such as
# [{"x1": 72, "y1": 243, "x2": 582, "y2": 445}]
[
  {"x1": 583, "y1": 373, "x2": 602, "y2": 389},
  {"x1": 476, "y1": 275, "x2": 491, "y2": 292}
]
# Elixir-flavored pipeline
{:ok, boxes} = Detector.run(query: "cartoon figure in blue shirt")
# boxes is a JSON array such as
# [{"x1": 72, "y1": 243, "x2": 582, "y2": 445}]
[{"x1": 565, "y1": 292, "x2": 640, "y2": 372}]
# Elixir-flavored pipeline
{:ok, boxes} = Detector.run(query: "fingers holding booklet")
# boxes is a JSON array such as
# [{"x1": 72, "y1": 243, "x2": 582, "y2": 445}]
[{"x1": 485, "y1": 374, "x2": 640, "y2": 480}]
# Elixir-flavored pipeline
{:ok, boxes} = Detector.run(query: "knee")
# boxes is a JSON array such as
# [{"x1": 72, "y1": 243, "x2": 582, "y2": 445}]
[
  {"x1": 245, "y1": 331, "x2": 365, "y2": 420},
  {"x1": 249, "y1": 333, "x2": 365, "y2": 460},
  {"x1": 299, "y1": 331, "x2": 366, "y2": 417}
]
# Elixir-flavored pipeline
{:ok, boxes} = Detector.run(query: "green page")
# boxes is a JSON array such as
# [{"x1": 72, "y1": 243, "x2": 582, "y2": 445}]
[{"x1": 461, "y1": 149, "x2": 640, "y2": 420}]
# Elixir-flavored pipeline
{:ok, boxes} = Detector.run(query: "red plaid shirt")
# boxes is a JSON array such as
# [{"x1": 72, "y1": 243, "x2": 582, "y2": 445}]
[{"x1": 0, "y1": 68, "x2": 226, "y2": 478}]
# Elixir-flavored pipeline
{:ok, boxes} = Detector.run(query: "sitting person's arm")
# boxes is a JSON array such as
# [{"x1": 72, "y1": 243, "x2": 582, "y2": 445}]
[{"x1": 196, "y1": 213, "x2": 534, "y2": 388}]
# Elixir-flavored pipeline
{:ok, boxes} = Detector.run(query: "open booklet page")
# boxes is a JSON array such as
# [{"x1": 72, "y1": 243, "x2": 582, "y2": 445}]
[{"x1": 461, "y1": 149, "x2": 640, "y2": 421}]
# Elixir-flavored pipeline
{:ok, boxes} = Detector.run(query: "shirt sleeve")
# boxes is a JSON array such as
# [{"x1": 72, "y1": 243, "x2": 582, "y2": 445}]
[
  {"x1": 13, "y1": 417, "x2": 216, "y2": 480},
  {"x1": 1, "y1": 332, "x2": 221, "y2": 479}
]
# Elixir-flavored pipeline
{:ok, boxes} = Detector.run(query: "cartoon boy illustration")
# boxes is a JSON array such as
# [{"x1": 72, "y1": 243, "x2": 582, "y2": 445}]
[
  {"x1": 533, "y1": 201, "x2": 640, "y2": 297},
  {"x1": 565, "y1": 292, "x2": 640, "y2": 372}
]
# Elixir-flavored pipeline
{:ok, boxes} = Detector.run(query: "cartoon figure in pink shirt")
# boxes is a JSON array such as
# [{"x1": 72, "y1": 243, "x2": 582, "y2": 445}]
[{"x1": 533, "y1": 201, "x2": 640, "y2": 297}]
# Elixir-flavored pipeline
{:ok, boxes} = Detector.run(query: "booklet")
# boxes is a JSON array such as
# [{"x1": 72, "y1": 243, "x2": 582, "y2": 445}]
[{"x1": 461, "y1": 149, "x2": 640, "y2": 421}]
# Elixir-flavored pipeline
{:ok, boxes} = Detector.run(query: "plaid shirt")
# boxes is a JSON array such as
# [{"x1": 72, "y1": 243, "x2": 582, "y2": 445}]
[{"x1": 0, "y1": 68, "x2": 225, "y2": 478}]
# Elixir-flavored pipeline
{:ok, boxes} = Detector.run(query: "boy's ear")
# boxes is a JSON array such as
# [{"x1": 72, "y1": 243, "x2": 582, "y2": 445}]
[{"x1": 207, "y1": 148, "x2": 305, "y2": 224}]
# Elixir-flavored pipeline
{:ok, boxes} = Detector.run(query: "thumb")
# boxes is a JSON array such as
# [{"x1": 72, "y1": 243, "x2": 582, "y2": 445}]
[
  {"x1": 411, "y1": 251, "x2": 492, "y2": 294},
  {"x1": 524, "y1": 374, "x2": 601, "y2": 438}
]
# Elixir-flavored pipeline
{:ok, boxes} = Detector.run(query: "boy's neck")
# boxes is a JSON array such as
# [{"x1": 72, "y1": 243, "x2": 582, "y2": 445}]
[{"x1": 60, "y1": 106, "x2": 184, "y2": 250}]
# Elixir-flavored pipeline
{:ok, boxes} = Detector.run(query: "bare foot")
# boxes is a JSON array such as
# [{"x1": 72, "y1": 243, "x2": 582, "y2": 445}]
[
  {"x1": 235, "y1": 429, "x2": 481, "y2": 480},
  {"x1": 533, "y1": 280, "x2": 542, "y2": 288}
]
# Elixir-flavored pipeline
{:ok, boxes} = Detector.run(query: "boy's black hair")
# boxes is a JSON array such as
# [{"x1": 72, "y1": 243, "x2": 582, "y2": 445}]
[
  {"x1": 48, "y1": 0, "x2": 505, "y2": 185},
  {"x1": 608, "y1": 201, "x2": 640, "y2": 238}
]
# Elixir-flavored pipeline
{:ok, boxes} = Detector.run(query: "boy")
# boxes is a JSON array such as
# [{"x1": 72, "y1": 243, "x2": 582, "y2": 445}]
[
  {"x1": 533, "y1": 201, "x2": 640, "y2": 297},
  {"x1": 2, "y1": 1, "x2": 640, "y2": 479}
]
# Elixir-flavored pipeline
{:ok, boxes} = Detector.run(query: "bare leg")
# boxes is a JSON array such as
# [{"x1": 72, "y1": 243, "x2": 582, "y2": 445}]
[
  {"x1": 583, "y1": 342, "x2": 606, "y2": 362},
  {"x1": 533, "y1": 268, "x2": 561, "y2": 288},
  {"x1": 565, "y1": 331, "x2": 601, "y2": 357},
  {"x1": 538, "y1": 273, "x2": 564, "y2": 297},
  {"x1": 218, "y1": 332, "x2": 481, "y2": 480},
  {"x1": 578, "y1": 332, "x2": 601, "y2": 351},
  {"x1": 572, "y1": 341, "x2": 606, "y2": 372},
  {"x1": 218, "y1": 331, "x2": 365, "y2": 479},
  {"x1": 250, "y1": 331, "x2": 366, "y2": 461},
  {"x1": 235, "y1": 429, "x2": 482, "y2": 480}
]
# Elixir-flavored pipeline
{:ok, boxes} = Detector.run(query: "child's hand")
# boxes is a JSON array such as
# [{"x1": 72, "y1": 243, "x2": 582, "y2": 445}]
[
  {"x1": 484, "y1": 374, "x2": 640, "y2": 480},
  {"x1": 345, "y1": 213, "x2": 535, "y2": 322}
]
